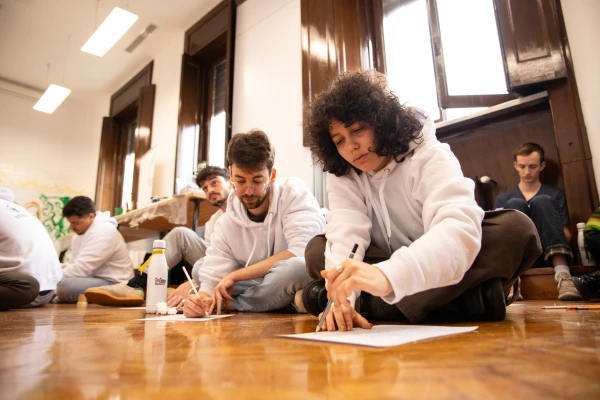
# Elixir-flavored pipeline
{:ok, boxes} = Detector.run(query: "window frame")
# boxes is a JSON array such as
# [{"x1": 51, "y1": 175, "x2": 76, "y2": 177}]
[{"x1": 425, "y1": 0, "x2": 515, "y2": 109}]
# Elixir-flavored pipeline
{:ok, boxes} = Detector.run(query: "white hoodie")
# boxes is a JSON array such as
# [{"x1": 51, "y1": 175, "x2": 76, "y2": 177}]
[
  {"x1": 62, "y1": 211, "x2": 133, "y2": 283},
  {"x1": 324, "y1": 114, "x2": 484, "y2": 304},
  {"x1": 197, "y1": 177, "x2": 325, "y2": 294},
  {"x1": 0, "y1": 188, "x2": 63, "y2": 291}
]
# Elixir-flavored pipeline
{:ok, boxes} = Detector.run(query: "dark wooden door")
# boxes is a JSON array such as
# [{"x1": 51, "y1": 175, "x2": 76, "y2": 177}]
[
  {"x1": 95, "y1": 117, "x2": 119, "y2": 212},
  {"x1": 131, "y1": 84, "x2": 156, "y2": 207}
]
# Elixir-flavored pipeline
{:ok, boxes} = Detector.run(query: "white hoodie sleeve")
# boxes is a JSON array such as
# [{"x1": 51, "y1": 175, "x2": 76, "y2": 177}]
[
  {"x1": 62, "y1": 228, "x2": 121, "y2": 278},
  {"x1": 197, "y1": 220, "x2": 240, "y2": 295},
  {"x1": 323, "y1": 172, "x2": 372, "y2": 269},
  {"x1": 375, "y1": 144, "x2": 484, "y2": 304},
  {"x1": 280, "y1": 180, "x2": 326, "y2": 258}
]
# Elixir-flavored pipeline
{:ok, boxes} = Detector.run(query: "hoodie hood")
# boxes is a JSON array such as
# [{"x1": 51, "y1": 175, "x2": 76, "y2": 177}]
[
  {"x1": 94, "y1": 211, "x2": 118, "y2": 228},
  {"x1": 361, "y1": 111, "x2": 437, "y2": 252}
]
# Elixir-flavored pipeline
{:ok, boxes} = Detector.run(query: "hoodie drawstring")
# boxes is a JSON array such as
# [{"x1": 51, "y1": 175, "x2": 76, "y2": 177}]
[{"x1": 362, "y1": 171, "x2": 393, "y2": 253}]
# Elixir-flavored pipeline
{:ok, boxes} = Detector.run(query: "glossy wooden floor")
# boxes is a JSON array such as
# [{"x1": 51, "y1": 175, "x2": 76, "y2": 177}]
[{"x1": 1, "y1": 301, "x2": 599, "y2": 400}]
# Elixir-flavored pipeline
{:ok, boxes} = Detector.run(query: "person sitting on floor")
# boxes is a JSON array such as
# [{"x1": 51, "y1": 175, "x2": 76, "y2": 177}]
[
  {"x1": 55, "y1": 196, "x2": 133, "y2": 303},
  {"x1": 85, "y1": 165, "x2": 231, "y2": 307},
  {"x1": 0, "y1": 187, "x2": 62, "y2": 311},
  {"x1": 302, "y1": 71, "x2": 542, "y2": 330},
  {"x1": 183, "y1": 129, "x2": 325, "y2": 317},
  {"x1": 494, "y1": 142, "x2": 582, "y2": 301},
  {"x1": 572, "y1": 207, "x2": 600, "y2": 300}
]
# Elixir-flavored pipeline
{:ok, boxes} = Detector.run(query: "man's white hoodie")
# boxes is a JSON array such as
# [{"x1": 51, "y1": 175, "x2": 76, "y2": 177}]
[
  {"x1": 324, "y1": 114, "x2": 485, "y2": 304},
  {"x1": 62, "y1": 212, "x2": 133, "y2": 283},
  {"x1": 197, "y1": 178, "x2": 325, "y2": 295}
]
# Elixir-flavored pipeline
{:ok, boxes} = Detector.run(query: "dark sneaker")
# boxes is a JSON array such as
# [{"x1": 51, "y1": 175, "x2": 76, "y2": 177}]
[
  {"x1": 481, "y1": 278, "x2": 506, "y2": 321},
  {"x1": 302, "y1": 280, "x2": 328, "y2": 317},
  {"x1": 571, "y1": 270, "x2": 600, "y2": 301}
]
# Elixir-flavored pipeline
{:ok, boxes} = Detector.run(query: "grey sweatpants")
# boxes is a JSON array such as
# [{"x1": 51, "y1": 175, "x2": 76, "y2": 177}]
[{"x1": 163, "y1": 227, "x2": 207, "y2": 268}]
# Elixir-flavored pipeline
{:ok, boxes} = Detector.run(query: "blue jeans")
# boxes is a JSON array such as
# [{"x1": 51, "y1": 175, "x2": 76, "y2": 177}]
[
  {"x1": 56, "y1": 277, "x2": 115, "y2": 303},
  {"x1": 504, "y1": 195, "x2": 572, "y2": 263},
  {"x1": 194, "y1": 257, "x2": 311, "y2": 312}
]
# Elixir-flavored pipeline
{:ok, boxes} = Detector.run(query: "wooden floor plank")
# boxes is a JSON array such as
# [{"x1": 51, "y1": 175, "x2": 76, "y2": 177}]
[{"x1": 0, "y1": 301, "x2": 599, "y2": 399}]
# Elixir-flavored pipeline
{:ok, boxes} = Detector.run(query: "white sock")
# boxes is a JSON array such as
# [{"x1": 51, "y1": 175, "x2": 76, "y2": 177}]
[{"x1": 554, "y1": 265, "x2": 570, "y2": 280}]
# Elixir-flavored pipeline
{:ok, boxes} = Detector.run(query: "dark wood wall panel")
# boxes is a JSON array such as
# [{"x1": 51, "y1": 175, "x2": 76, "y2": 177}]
[
  {"x1": 438, "y1": 104, "x2": 562, "y2": 209},
  {"x1": 301, "y1": 0, "x2": 382, "y2": 145}
]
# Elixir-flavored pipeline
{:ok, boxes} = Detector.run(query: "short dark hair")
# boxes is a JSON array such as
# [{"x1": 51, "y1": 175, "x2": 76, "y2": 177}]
[
  {"x1": 305, "y1": 70, "x2": 423, "y2": 177},
  {"x1": 195, "y1": 165, "x2": 230, "y2": 187},
  {"x1": 63, "y1": 196, "x2": 96, "y2": 218},
  {"x1": 227, "y1": 129, "x2": 275, "y2": 173},
  {"x1": 514, "y1": 142, "x2": 545, "y2": 164}
]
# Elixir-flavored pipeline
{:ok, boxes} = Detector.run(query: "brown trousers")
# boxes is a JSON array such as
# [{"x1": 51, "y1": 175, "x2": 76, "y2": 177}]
[{"x1": 305, "y1": 209, "x2": 542, "y2": 323}]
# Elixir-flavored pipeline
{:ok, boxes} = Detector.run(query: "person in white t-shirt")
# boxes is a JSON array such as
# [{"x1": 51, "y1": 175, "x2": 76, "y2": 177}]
[
  {"x1": 0, "y1": 187, "x2": 62, "y2": 311},
  {"x1": 55, "y1": 196, "x2": 133, "y2": 303}
]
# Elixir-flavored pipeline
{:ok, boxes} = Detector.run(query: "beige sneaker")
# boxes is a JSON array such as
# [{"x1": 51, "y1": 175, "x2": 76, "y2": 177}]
[
  {"x1": 293, "y1": 289, "x2": 308, "y2": 314},
  {"x1": 556, "y1": 272, "x2": 583, "y2": 301},
  {"x1": 85, "y1": 283, "x2": 144, "y2": 307}
]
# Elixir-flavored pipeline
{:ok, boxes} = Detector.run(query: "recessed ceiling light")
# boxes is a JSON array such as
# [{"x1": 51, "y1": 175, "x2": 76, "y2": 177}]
[
  {"x1": 81, "y1": 7, "x2": 139, "y2": 57},
  {"x1": 33, "y1": 84, "x2": 71, "y2": 114}
]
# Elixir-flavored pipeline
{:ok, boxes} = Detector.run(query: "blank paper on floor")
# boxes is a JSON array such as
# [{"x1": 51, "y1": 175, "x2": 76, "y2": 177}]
[
  {"x1": 279, "y1": 324, "x2": 478, "y2": 348},
  {"x1": 137, "y1": 314, "x2": 234, "y2": 322}
]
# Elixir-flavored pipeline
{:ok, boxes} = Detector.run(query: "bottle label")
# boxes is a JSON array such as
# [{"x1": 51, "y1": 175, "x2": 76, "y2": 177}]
[
  {"x1": 152, "y1": 249, "x2": 165, "y2": 255},
  {"x1": 154, "y1": 277, "x2": 167, "y2": 285}
]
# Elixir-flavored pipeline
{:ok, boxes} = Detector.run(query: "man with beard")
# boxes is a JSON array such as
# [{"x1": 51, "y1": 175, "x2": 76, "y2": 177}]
[
  {"x1": 183, "y1": 129, "x2": 325, "y2": 316},
  {"x1": 85, "y1": 166, "x2": 231, "y2": 307}
]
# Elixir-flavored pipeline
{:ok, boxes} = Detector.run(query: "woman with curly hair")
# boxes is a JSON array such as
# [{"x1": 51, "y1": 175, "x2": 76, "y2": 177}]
[{"x1": 303, "y1": 71, "x2": 542, "y2": 331}]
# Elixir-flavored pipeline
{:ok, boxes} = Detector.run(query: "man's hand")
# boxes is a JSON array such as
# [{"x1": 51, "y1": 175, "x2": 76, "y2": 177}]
[
  {"x1": 321, "y1": 259, "x2": 393, "y2": 309},
  {"x1": 318, "y1": 303, "x2": 372, "y2": 332},
  {"x1": 183, "y1": 293, "x2": 213, "y2": 318},
  {"x1": 167, "y1": 281, "x2": 192, "y2": 308},
  {"x1": 209, "y1": 275, "x2": 235, "y2": 315}
]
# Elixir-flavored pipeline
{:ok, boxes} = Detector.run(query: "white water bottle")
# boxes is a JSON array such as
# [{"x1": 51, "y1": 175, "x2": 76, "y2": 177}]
[
  {"x1": 146, "y1": 240, "x2": 168, "y2": 313},
  {"x1": 577, "y1": 223, "x2": 595, "y2": 266}
]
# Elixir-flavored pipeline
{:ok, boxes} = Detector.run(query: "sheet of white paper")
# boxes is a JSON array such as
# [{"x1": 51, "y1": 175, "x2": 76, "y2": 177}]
[
  {"x1": 137, "y1": 314, "x2": 234, "y2": 322},
  {"x1": 279, "y1": 324, "x2": 478, "y2": 348}
]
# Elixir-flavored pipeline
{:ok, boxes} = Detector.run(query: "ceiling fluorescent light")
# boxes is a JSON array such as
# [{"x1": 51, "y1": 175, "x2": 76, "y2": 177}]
[
  {"x1": 81, "y1": 7, "x2": 139, "y2": 57},
  {"x1": 33, "y1": 84, "x2": 71, "y2": 114}
]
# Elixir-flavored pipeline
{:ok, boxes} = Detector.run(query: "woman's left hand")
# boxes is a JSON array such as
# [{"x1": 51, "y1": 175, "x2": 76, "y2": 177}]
[{"x1": 321, "y1": 259, "x2": 393, "y2": 308}]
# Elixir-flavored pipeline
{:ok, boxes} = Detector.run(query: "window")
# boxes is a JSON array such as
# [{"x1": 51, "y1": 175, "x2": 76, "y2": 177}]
[
  {"x1": 382, "y1": 0, "x2": 514, "y2": 122},
  {"x1": 207, "y1": 60, "x2": 227, "y2": 168}
]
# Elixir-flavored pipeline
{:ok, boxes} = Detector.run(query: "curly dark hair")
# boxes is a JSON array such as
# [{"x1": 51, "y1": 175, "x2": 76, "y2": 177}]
[
  {"x1": 227, "y1": 129, "x2": 275, "y2": 173},
  {"x1": 305, "y1": 71, "x2": 423, "y2": 176},
  {"x1": 63, "y1": 196, "x2": 96, "y2": 218},
  {"x1": 195, "y1": 165, "x2": 230, "y2": 188}
]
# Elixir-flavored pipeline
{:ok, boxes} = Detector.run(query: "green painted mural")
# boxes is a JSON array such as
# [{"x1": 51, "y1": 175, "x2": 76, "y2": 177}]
[{"x1": 22, "y1": 194, "x2": 71, "y2": 239}]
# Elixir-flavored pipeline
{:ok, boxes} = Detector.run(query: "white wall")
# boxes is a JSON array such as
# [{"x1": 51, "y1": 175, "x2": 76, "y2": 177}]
[
  {"x1": 232, "y1": 0, "x2": 314, "y2": 190},
  {"x1": 561, "y1": 0, "x2": 600, "y2": 191},
  {"x1": 150, "y1": 33, "x2": 185, "y2": 198},
  {"x1": 0, "y1": 91, "x2": 106, "y2": 238}
]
